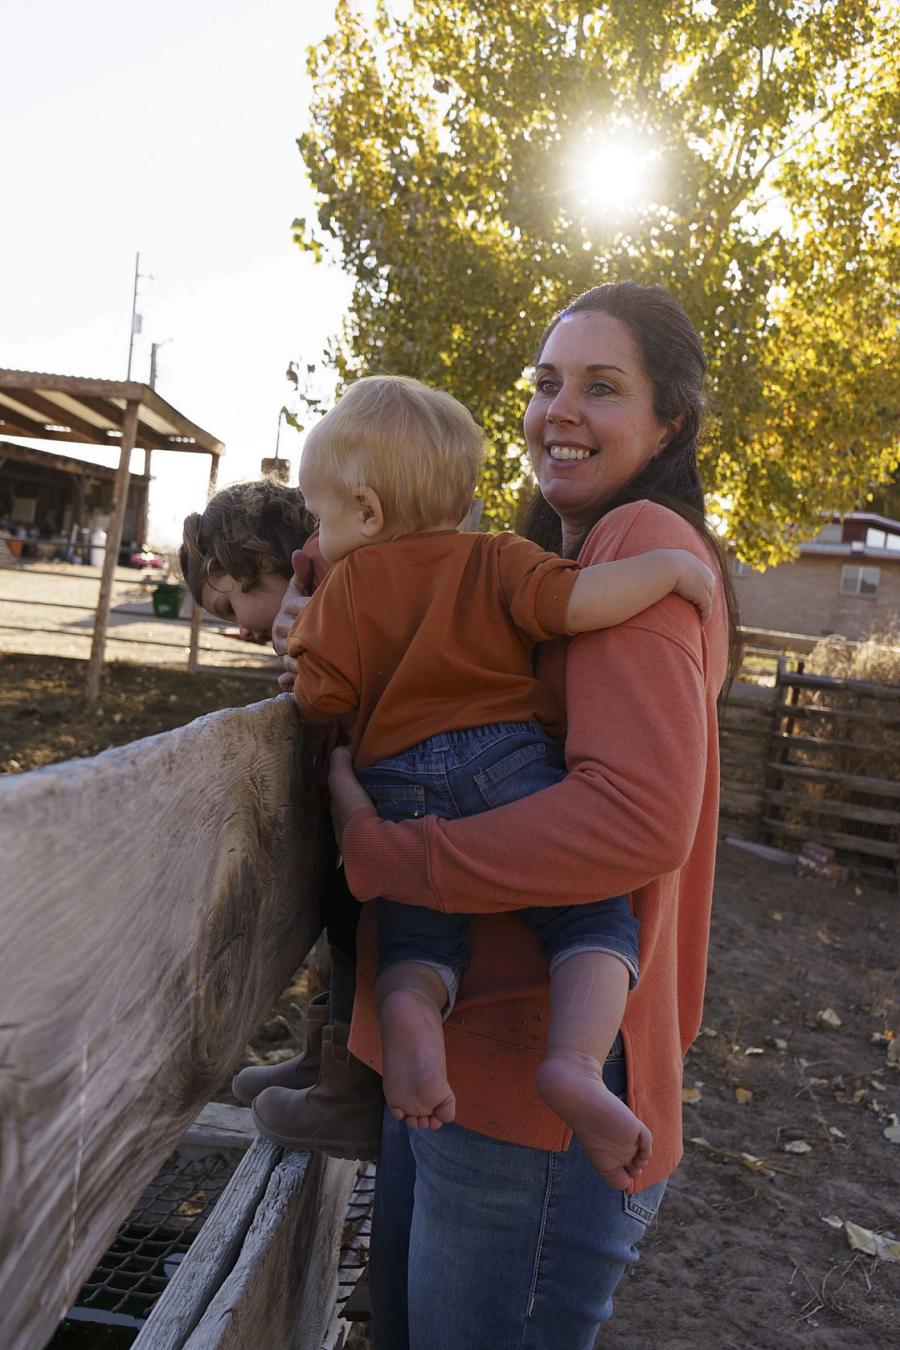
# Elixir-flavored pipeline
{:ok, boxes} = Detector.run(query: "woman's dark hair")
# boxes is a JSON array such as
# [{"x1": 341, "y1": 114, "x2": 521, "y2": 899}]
[
  {"x1": 179, "y1": 478, "x2": 316, "y2": 606},
  {"x1": 518, "y1": 280, "x2": 741, "y2": 693}
]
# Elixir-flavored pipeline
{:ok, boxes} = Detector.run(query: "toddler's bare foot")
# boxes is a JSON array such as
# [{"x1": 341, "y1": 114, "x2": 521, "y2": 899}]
[
  {"x1": 536, "y1": 1049, "x2": 652, "y2": 1189},
  {"x1": 379, "y1": 987, "x2": 456, "y2": 1130}
]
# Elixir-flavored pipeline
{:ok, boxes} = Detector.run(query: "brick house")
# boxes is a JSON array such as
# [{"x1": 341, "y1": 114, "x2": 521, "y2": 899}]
[{"x1": 731, "y1": 512, "x2": 900, "y2": 640}]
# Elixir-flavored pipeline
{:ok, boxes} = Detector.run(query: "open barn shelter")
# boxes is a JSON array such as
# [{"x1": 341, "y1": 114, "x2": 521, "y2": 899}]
[
  {"x1": 0, "y1": 369, "x2": 224, "y2": 699},
  {"x1": 0, "y1": 441, "x2": 150, "y2": 561}
]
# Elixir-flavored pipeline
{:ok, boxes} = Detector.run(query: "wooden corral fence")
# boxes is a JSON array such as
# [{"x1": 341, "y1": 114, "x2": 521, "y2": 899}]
[
  {"x1": 719, "y1": 661, "x2": 900, "y2": 887},
  {"x1": 0, "y1": 698, "x2": 356, "y2": 1350}
]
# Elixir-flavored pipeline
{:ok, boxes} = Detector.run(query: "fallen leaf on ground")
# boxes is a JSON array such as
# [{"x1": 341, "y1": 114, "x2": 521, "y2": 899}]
[
  {"x1": 740, "y1": 1152, "x2": 777, "y2": 1178},
  {"x1": 816, "y1": 929, "x2": 843, "y2": 948},
  {"x1": 887, "y1": 1039, "x2": 900, "y2": 1071},
  {"x1": 700, "y1": 1026, "x2": 718, "y2": 1038},
  {"x1": 735, "y1": 1087, "x2": 753, "y2": 1104},
  {"x1": 817, "y1": 1008, "x2": 843, "y2": 1029},
  {"x1": 774, "y1": 1038, "x2": 788, "y2": 1050},
  {"x1": 691, "y1": 1136, "x2": 778, "y2": 1179},
  {"x1": 883, "y1": 1114, "x2": 900, "y2": 1145},
  {"x1": 771, "y1": 910, "x2": 783, "y2": 921},
  {"x1": 745, "y1": 1046, "x2": 765, "y2": 1056},
  {"x1": 829, "y1": 1126, "x2": 846, "y2": 1140},
  {"x1": 682, "y1": 1086, "x2": 703, "y2": 1104},
  {"x1": 844, "y1": 1221, "x2": 900, "y2": 1263},
  {"x1": 822, "y1": 1214, "x2": 844, "y2": 1229},
  {"x1": 784, "y1": 1139, "x2": 813, "y2": 1154}
]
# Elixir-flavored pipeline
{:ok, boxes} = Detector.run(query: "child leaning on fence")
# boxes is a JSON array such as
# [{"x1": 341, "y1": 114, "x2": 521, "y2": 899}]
[{"x1": 270, "y1": 373, "x2": 715, "y2": 1187}]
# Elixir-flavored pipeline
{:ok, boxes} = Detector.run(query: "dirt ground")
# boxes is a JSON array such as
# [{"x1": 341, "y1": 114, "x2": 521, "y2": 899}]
[
  {"x1": 0, "y1": 651, "x2": 276, "y2": 773},
  {"x1": 4, "y1": 653, "x2": 898, "y2": 1348}
]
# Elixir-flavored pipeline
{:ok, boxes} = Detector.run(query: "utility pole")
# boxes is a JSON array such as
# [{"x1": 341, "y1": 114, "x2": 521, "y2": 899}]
[
  {"x1": 140, "y1": 339, "x2": 171, "y2": 548},
  {"x1": 149, "y1": 338, "x2": 171, "y2": 390},
  {"x1": 126, "y1": 252, "x2": 153, "y2": 380}
]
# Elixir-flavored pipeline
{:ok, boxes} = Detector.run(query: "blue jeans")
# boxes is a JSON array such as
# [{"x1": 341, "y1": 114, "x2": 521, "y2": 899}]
[
  {"x1": 370, "y1": 1043, "x2": 667, "y2": 1348},
  {"x1": 357, "y1": 723, "x2": 639, "y2": 999}
]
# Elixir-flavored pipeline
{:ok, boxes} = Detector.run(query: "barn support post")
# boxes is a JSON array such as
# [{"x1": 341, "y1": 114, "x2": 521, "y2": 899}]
[
  {"x1": 187, "y1": 451, "x2": 219, "y2": 675},
  {"x1": 85, "y1": 399, "x2": 140, "y2": 703}
]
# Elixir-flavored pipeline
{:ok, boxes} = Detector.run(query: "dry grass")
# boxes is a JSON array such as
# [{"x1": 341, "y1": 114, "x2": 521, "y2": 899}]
[{"x1": 804, "y1": 622, "x2": 900, "y2": 686}]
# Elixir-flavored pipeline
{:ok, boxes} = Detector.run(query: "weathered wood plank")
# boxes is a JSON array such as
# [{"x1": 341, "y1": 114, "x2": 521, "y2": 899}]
[
  {"x1": 778, "y1": 670, "x2": 900, "y2": 701},
  {"x1": 761, "y1": 817, "x2": 900, "y2": 860},
  {"x1": 764, "y1": 789, "x2": 900, "y2": 828},
  {"x1": 0, "y1": 698, "x2": 326, "y2": 1350},
  {"x1": 776, "y1": 761, "x2": 900, "y2": 798},
  {"x1": 131, "y1": 1139, "x2": 283, "y2": 1350},
  {"x1": 181, "y1": 1150, "x2": 356, "y2": 1350},
  {"x1": 184, "y1": 1103, "x2": 257, "y2": 1152}
]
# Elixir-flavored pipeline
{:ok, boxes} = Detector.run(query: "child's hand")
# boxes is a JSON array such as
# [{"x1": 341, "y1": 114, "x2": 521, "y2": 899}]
[
  {"x1": 672, "y1": 551, "x2": 716, "y2": 623},
  {"x1": 272, "y1": 549, "x2": 313, "y2": 689}
]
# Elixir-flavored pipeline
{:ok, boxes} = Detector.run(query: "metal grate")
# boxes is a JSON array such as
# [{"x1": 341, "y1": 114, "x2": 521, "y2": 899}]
[
  {"x1": 64, "y1": 1148, "x2": 237, "y2": 1330},
  {"x1": 324, "y1": 1161, "x2": 377, "y2": 1348}
]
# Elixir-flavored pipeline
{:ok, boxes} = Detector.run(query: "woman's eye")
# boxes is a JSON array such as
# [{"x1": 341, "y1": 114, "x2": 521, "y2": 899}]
[
  {"x1": 588, "y1": 381, "x2": 614, "y2": 397},
  {"x1": 534, "y1": 378, "x2": 558, "y2": 395}
]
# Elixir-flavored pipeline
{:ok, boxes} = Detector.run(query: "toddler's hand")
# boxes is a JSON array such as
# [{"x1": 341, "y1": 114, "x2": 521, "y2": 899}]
[
  {"x1": 672, "y1": 552, "x2": 716, "y2": 623},
  {"x1": 272, "y1": 550, "x2": 313, "y2": 688}
]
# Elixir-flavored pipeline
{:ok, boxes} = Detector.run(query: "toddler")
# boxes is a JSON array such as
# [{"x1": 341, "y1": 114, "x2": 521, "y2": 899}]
[{"x1": 285, "y1": 374, "x2": 714, "y2": 1186}]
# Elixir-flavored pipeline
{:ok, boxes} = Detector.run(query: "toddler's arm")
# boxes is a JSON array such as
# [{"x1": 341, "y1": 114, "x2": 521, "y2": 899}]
[{"x1": 566, "y1": 548, "x2": 715, "y2": 633}]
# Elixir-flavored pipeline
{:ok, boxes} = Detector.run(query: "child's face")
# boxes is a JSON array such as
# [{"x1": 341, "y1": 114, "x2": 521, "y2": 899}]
[
  {"x1": 200, "y1": 570, "x2": 287, "y2": 641},
  {"x1": 299, "y1": 454, "x2": 374, "y2": 565}
]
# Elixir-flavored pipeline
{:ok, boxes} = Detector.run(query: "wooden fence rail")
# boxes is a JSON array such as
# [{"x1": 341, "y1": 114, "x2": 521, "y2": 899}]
[{"x1": 0, "y1": 698, "x2": 353, "y2": 1350}]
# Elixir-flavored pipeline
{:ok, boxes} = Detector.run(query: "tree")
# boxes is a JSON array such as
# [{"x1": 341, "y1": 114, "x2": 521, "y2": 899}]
[{"x1": 295, "y1": 0, "x2": 900, "y2": 563}]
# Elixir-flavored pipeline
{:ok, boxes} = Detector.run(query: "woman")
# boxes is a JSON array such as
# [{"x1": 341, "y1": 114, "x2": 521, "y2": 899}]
[{"x1": 312, "y1": 281, "x2": 738, "y2": 1348}]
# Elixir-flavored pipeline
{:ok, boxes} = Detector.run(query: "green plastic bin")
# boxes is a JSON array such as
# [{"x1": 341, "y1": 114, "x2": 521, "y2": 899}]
[{"x1": 151, "y1": 582, "x2": 186, "y2": 619}]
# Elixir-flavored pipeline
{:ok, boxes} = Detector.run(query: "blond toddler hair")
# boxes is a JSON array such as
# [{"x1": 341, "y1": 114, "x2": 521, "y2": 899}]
[{"x1": 303, "y1": 375, "x2": 484, "y2": 532}]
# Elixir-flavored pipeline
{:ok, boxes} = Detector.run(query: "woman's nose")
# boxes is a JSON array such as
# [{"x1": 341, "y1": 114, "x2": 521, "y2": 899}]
[{"x1": 546, "y1": 387, "x2": 580, "y2": 425}]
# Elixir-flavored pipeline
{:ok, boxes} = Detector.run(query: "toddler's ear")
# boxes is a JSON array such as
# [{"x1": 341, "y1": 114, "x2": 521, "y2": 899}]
[{"x1": 357, "y1": 486, "x2": 385, "y2": 537}]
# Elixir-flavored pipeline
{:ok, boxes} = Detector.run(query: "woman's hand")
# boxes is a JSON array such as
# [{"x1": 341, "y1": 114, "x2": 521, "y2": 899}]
[
  {"x1": 272, "y1": 549, "x2": 314, "y2": 691},
  {"x1": 328, "y1": 745, "x2": 377, "y2": 848}
]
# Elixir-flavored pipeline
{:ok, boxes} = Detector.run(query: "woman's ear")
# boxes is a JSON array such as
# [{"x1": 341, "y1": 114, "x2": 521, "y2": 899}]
[
  {"x1": 656, "y1": 412, "x2": 685, "y2": 455},
  {"x1": 356, "y1": 486, "x2": 385, "y2": 538}
]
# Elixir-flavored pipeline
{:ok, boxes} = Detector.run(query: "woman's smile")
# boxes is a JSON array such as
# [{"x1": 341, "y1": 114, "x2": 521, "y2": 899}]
[{"x1": 545, "y1": 440, "x2": 598, "y2": 462}]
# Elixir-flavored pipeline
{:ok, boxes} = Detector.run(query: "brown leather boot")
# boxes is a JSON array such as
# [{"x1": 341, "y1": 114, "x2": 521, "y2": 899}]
[
  {"x1": 232, "y1": 992, "x2": 329, "y2": 1106},
  {"x1": 251, "y1": 1022, "x2": 383, "y2": 1159}
]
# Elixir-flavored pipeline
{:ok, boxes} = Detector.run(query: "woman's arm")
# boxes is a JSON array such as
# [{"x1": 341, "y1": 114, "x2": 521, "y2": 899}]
[{"x1": 339, "y1": 502, "x2": 725, "y2": 913}]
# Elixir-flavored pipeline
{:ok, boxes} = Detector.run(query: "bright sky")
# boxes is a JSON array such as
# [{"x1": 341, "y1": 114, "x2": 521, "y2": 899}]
[{"x1": 1, "y1": 0, "x2": 369, "y2": 546}]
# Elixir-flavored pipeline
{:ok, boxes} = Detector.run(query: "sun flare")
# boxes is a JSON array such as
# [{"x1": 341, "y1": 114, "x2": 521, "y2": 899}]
[{"x1": 570, "y1": 129, "x2": 660, "y2": 215}]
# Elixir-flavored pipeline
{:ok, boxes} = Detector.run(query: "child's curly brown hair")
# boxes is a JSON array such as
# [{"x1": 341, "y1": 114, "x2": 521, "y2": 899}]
[{"x1": 179, "y1": 479, "x2": 316, "y2": 606}]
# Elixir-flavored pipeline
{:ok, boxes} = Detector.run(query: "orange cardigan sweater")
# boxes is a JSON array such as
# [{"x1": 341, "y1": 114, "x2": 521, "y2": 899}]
[{"x1": 342, "y1": 502, "x2": 728, "y2": 1190}]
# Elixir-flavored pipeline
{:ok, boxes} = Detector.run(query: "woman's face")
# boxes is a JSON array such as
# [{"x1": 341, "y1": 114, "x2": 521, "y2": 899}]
[
  {"x1": 524, "y1": 311, "x2": 675, "y2": 541},
  {"x1": 200, "y1": 569, "x2": 288, "y2": 642}
]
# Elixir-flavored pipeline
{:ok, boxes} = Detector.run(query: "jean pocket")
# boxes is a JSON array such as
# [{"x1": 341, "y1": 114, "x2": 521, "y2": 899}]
[
  {"x1": 360, "y1": 781, "x2": 427, "y2": 823},
  {"x1": 623, "y1": 1182, "x2": 666, "y2": 1229},
  {"x1": 473, "y1": 742, "x2": 549, "y2": 809}
]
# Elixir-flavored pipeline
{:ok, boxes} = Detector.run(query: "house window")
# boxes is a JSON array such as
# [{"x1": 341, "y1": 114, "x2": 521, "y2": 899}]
[
  {"x1": 866, "y1": 527, "x2": 887, "y2": 550},
  {"x1": 840, "y1": 565, "x2": 880, "y2": 597},
  {"x1": 731, "y1": 558, "x2": 751, "y2": 577}
]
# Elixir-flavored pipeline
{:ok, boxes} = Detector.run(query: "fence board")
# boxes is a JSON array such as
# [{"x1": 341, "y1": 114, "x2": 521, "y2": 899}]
[
  {"x1": 0, "y1": 698, "x2": 327, "y2": 1350},
  {"x1": 764, "y1": 789, "x2": 900, "y2": 828},
  {"x1": 761, "y1": 817, "x2": 900, "y2": 861},
  {"x1": 775, "y1": 762, "x2": 900, "y2": 799}
]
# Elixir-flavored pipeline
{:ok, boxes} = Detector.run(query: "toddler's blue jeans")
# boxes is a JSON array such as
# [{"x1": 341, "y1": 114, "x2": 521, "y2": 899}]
[{"x1": 356, "y1": 721, "x2": 640, "y2": 1003}]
